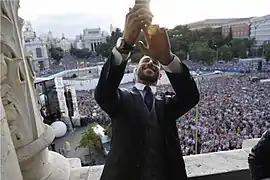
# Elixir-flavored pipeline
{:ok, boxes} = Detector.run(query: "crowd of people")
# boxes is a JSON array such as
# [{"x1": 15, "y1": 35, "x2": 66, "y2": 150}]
[
  {"x1": 170, "y1": 74, "x2": 270, "y2": 155},
  {"x1": 76, "y1": 90, "x2": 111, "y2": 125},
  {"x1": 188, "y1": 58, "x2": 270, "y2": 73},
  {"x1": 76, "y1": 71, "x2": 270, "y2": 156}
]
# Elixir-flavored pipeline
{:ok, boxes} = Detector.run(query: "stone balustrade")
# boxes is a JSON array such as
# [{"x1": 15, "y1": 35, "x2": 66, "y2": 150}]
[
  {"x1": 68, "y1": 142, "x2": 257, "y2": 180},
  {"x1": 66, "y1": 139, "x2": 258, "y2": 180}
]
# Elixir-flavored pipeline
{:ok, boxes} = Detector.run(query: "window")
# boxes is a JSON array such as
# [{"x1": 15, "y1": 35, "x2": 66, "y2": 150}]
[{"x1": 36, "y1": 48, "x2": 42, "y2": 58}]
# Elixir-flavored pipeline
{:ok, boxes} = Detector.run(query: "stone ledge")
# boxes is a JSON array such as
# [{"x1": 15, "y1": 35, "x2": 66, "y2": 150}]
[
  {"x1": 68, "y1": 158, "x2": 82, "y2": 169},
  {"x1": 185, "y1": 148, "x2": 250, "y2": 178},
  {"x1": 242, "y1": 138, "x2": 260, "y2": 149},
  {"x1": 45, "y1": 151, "x2": 71, "y2": 180},
  {"x1": 68, "y1": 148, "x2": 252, "y2": 180},
  {"x1": 69, "y1": 167, "x2": 90, "y2": 180}
]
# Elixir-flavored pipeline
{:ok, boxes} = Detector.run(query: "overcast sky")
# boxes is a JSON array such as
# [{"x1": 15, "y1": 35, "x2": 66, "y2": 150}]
[{"x1": 18, "y1": 0, "x2": 270, "y2": 39}]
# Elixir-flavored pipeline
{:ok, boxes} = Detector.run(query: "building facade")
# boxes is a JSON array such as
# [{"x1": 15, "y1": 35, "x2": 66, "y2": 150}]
[
  {"x1": 39, "y1": 30, "x2": 53, "y2": 43},
  {"x1": 222, "y1": 18, "x2": 252, "y2": 38},
  {"x1": 187, "y1": 18, "x2": 237, "y2": 30},
  {"x1": 56, "y1": 34, "x2": 71, "y2": 52},
  {"x1": 23, "y1": 22, "x2": 50, "y2": 72},
  {"x1": 74, "y1": 35, "x2": 83, "y2": 49},
  {"x1": 75, "y1": 40, "x2": 83, "y2": 49},
  {"x1": 250, "y1": 14, "x2": 270, "y2": 45},
  {"x1": 82, "y1": 28, "x2": 107, "y2": 52}
]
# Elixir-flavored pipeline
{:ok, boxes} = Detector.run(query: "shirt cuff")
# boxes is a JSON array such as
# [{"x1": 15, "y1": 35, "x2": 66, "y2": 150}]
[
  {"x1": 162, "y1": 55, "x2": 182, "y2": 73},
  {"x1": 112, "y1": 47, "x2": 131, "y2": 65}
]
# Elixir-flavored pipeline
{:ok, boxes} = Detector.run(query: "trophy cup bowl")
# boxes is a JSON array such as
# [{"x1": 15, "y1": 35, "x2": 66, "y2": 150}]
[{"x1": 135, "y1": 0, "x2": 159, "y2": 36}]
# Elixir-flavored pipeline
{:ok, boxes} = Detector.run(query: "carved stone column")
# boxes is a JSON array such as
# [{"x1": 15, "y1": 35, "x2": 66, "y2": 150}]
[
  {"x1": 68, "y1": 86, "x2": 81, "y2": 126},
  {"x1": 1, "y1": 1, "x2": 70, "y2": 179},
  {"x1": 54, "y1": 77, "x2": 73, "y2": 130},
  {"x1": 0, "y1": 97, "x2": 23, "y2": 180},
  {"x1": 55, "y1": 77, "x2": 69, "y2": 117}
]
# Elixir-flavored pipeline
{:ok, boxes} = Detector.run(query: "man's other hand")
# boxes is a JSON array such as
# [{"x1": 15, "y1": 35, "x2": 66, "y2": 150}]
[
  {"x1": 138, "y1": 27, "x2": 173, "y2": 65},
  {"x1": 123, "y1": 7, "x2": 153, "y2": 46}
]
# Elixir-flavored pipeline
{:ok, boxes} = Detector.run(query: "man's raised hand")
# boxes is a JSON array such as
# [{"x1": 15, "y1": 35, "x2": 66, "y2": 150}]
[
  {"x1": 138, "y1": 26, "x2": 173, "y2": 65},
  {"x1": 123, "y1": 7, "x2": 153, "y2": 46}
]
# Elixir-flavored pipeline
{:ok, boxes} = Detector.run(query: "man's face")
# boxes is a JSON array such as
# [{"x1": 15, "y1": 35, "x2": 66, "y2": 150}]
[{"x1": 137, "y1": 56, "x2": 161, "y2": 84}]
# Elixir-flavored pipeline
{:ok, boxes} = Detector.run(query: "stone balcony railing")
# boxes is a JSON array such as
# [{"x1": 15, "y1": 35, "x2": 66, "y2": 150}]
[{"x1": 68, "y1": 139, "x2": 259, "y2": 180}]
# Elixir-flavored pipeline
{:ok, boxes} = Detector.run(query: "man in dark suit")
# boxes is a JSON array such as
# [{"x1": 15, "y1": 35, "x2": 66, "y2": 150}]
[
  {"x1": 95, "y1": 6, "x2": 199, "y2": 180},
  {"x1": 248, "y1": 130, "x2": 270, "y2": 180}
]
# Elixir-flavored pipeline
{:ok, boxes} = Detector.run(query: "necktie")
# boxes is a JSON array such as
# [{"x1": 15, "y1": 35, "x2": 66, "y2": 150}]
[{"x1": 144, "y1": 86, "x2": 153, "y2": 111}]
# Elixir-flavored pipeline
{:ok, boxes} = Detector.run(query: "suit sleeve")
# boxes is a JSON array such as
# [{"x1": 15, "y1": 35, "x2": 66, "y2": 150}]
[
  {"x1": 163, "y1": 58, "x2": 199, "y2": 121},
  {"x1": 248, "y1": 130, "x2": 270, "y2": 180},
  {"x1": 94, "y1": 48, "x2": 128, "y2": 116}
]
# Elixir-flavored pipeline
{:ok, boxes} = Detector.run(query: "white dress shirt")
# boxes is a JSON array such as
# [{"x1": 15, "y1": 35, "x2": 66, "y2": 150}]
[{"x1": 134, "y1": 82, "x2": 157, "y2": 97}]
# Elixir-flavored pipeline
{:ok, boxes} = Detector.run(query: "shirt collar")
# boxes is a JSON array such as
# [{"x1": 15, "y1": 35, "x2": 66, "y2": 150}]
[{"x1": 135, "y1": 82, "x2": 157, "y2": 94}]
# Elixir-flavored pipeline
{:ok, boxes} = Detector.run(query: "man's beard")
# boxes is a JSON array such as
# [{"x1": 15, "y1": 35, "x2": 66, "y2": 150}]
[{"x1": 137, "y1": 68, "x2": 159, "y2": 84}]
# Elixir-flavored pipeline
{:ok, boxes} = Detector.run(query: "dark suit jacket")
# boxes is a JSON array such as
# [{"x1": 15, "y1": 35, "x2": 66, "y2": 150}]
[
  {"x1": 248, "y1": 130, "x2": 270, "y2": 180},
  {"x1": 95, "y1": 53, "x2": 200, "y2": 180}
]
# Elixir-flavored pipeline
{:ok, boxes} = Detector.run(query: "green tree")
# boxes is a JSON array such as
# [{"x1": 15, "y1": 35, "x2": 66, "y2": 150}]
[
  {"x1": 168, "y1": 25, "x2": 192, "y2": 56},
  {"x1": 257, "y1": 46, "x2": 264, "y2": 57},
  {"x1": 79, "y1": 123, "x2": 102, "y2": 150},
  {"x1": 230, "y1": 39, "x2": 248, "y2": 58},
  {"x1": 168, "y1": 26, "x2": 228, "y2": 62},
  {"x1": 263, "y1": 44, "x2": 270, "y2": 62},
  {"x1": 175, "y1": 50, "x2": 187, "y2": 60},
  {"x1": 110, "y1": 28, "x2": 123, "y2": 45},
  {"x1": 189, "y1": 42, "x2": 216, "y2": 64},
  {"x1": 70, "y1": 45, "x2": 92, "y2": 59},
  {"x1": 203, "y1": 28, "x2": 226, "y2": 51},
  {"x1": 95, "y1": 43, "x2": 111, "y2": 58},
  {"x1": 224, "y1": 27, "x2": 233, "y2": 45},
  {"x1": 49, "y1": 46, "x2": 64, "y2": 64},
  {"x1": 219, "y1": 45, "x2": 233, "y2": 61}
]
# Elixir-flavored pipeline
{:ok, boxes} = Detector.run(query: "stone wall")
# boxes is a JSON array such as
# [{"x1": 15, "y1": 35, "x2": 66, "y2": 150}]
[
  {"x1": 67, "y1": 148, "x2": 253, "y2": 180},
  {"x1": 80, "y1": 139, "x2": 258, "y2": 180},
  {"x1": 0, "y1": 98, "x2": 23, "y2": 180}
]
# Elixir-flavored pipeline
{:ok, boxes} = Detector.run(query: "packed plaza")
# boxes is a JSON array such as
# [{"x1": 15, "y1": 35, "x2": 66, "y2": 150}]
[{"x1": 75, "y1": 61, "x2": 270, "y2": 156}]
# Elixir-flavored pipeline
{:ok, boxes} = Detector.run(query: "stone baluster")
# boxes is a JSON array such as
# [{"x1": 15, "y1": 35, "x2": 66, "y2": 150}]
[{"x1": 0, "y1": 85, "x2": 23, "y2": 180}]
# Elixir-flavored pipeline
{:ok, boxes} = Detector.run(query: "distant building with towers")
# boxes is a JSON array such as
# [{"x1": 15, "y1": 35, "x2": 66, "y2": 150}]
[
  {"x1": 56, "y1": 33, "x2": 71, "y2": 52},
  {"x1": 23, "y1": 21, "x2": 50, "y2": 72}
]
